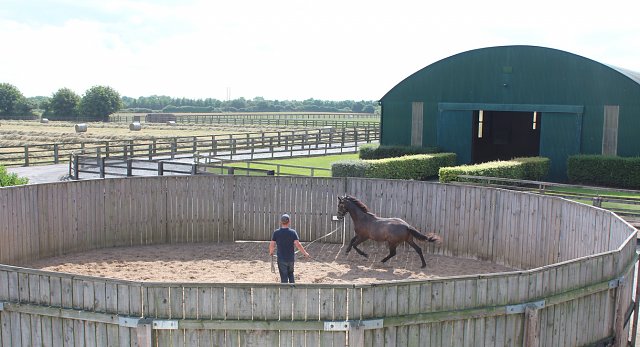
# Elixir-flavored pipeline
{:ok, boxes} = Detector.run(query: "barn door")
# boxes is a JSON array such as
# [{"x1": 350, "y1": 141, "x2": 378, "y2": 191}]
[
  {"x1": 437, "y1": 110, "x2": 473, "y2": 164},
  {"x1": 539, "y1": 112, "x2": 582, "y2": 181}
]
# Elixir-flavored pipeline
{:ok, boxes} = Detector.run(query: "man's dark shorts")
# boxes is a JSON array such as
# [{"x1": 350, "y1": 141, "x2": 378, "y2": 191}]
[{"x1": 277, "y1": 259, "x2": 295, "y2": 283}]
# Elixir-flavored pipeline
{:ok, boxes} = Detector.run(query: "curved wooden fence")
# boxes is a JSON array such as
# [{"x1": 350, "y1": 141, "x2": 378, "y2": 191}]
[{"x1": 0, "y1": 176, "x2": 637, "y2": 346}]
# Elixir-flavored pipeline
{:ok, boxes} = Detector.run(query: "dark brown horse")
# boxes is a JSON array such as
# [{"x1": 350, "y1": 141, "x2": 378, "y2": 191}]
[{"x1": 337, "y1": 195, "x2": 441, "y2": 268}]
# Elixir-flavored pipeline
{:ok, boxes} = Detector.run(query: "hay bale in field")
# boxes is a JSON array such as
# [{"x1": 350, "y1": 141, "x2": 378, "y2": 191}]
[
  {"x1": 40, "y1": 118, "x2": 49, "y2": 123},
  {"x1": 75, "y1": 123, "x2": 88, "y2": 133},
  {"x1": 167, "y1": 121, "x2": 177, "y2": 126},
  {"x1": 129, "y1": 122, "x2": 142, "y2": 131}
]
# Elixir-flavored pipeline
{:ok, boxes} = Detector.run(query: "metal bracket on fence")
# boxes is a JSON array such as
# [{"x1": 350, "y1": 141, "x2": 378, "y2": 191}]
[
  {"x1": 152, "y1": 320, "x2": 179, "y2": 330},
  {"x1": 505, "y1": 300, "x2": 545, "y2": 314},
  {"x1": 119, "y1": 317, "x2": 141, "y2": 328},
  {"x1": 324, "y1": 319, "x2": 383, "y2": 331},
  {"x1": 609, "y1": 276, "x2": 625, "y2": 289}
]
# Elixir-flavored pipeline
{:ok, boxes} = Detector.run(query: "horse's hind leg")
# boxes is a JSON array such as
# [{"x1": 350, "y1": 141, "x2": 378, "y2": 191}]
[
  {"x1": 407, "y1": 240, "x2": 427, "y2": 268},
  {"x1": 381, "y1": 244, "x2": 397, "y2": 263}
]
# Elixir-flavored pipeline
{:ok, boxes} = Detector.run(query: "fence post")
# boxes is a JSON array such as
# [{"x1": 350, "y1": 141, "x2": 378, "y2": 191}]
[
  {"x1": 129, "y1": 140, "x2": 134, "y2": 157},
  {"x1": 123, "y1": 145, "x2": 128, "y2": 159},
  {"x1": 105, "y1": 141, "x2": 110, "y2": 158},
  {"x1": 631, "y1": 262, "x2": 640, "y2": 347},
  {"x1": 171, "y1": 138, "x2": 177, "y2": 159},
  {"x1": 228, "y1": 167, "x2": 235, "y2": 175},
  {"x1": 53, "y1": 144, "x2": 59, "y2": 164},
  {"x1": 192, "y1": 136, "x2": 197, "y2": 153},
  {"x1": 126, "y1": 159, "x2": 133, "y2": 177},
  {"x1": 158, "y1": 162, "x2": 164, "y2": 176},
  {"x1": 148, "y1": 144, "x2": 153, "y2": 160},
  {"x1": 81, "y1": 142, "x2": 85, "y2": 154},
  {"x1": 250, "y1": 138, "x2": 255, "y2": 160},
  {"x1": 136, "y1": 321, "x2": 152, "y2": 347},
  {"x1": 24, "y1": 145, "x2": 29, "y2": 166},
  {"x1": 614, "y1": 278, "x2": 627, "y2": 347},
  {"x1": 99, "y1": 157, "x2": 106, "y2": 178},
  {"x1": 354, "y1": 128, "x2": 358, "y2": 148},
  {"x1": 592, "y1": 197, "x2": 603, "y2": 208},
  {"x1": 524, "y1": 306, "x2": 540, "y2": 347},
  {"x1": 73, "y1": 155, "x2": 79, "y2": 180}
]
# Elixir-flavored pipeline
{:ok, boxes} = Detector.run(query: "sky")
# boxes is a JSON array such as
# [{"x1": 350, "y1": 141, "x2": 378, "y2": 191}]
[{"x1": 1, "y1": 0, "x2": 639, "y2": 101}]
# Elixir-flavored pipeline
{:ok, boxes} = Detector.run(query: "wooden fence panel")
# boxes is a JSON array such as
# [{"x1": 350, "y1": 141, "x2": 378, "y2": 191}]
[{"x1": 0, "y1": 189, "x2": 12, "y2": 264}]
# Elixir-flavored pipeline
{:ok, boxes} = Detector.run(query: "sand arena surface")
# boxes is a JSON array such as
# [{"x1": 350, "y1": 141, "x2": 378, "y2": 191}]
[{"x1": 24, "y1": 241, "x2": 517, "y2": 284}]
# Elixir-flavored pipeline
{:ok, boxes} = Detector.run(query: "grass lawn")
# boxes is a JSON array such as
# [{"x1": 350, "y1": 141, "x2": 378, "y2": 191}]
[{"x1": 225, "y1": 153, "x2": 359, "y2": 177}]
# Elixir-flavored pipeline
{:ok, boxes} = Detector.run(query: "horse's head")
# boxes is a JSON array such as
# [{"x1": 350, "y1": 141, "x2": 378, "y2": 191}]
[{"x1": 337, "y1": 196, "x2": 348, "y2": 220}]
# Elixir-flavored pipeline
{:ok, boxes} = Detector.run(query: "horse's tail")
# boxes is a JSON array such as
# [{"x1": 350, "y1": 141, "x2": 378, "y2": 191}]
[{"x1": 409, "y1": 227, "x2": 442, "y2": 244}]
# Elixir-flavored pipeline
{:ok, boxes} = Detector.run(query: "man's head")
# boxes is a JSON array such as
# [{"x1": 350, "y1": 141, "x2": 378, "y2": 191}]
[{"x1": 280, "y1": 214, "x2": 290, "y2": 226}]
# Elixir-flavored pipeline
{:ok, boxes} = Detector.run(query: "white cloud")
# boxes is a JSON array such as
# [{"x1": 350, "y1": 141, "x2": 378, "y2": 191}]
[{"x1": 1, "y1": 0, "x2": 639, "y2": 100}]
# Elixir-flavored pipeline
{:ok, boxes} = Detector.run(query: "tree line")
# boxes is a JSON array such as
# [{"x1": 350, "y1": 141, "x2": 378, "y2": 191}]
[
  {"x1": 0, "y1": 83, "x2": 378, "y2": 122},
  {"x1": 122, "y1": 96, "x2": 378, "y2": 114}
]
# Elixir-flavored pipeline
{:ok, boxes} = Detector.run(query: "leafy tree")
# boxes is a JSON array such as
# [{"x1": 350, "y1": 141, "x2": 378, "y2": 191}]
[
  {"x1": 27, "y1": 96, "x2": 51, "y2": 110},
  {"x1": 79, "y1": 85, "x2": 122, "y2": 121},
  {"x1": 0, "y1": 166, "x2": 29, "y2": 187},
  {"x1": 47, "y1": 88, "x2": 81, "y2": 120},
  {"x1": 0, "y1": 83, "x2": 34, "y2": 118}
]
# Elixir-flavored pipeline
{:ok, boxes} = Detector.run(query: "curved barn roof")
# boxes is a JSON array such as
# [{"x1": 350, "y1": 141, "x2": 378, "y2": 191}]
[
  {"x1": 609, "y1": 65, "x2": 640, "y2": 85},
  {"x1": 380, "y1": 45, "x2": 640, "y2": 101}
]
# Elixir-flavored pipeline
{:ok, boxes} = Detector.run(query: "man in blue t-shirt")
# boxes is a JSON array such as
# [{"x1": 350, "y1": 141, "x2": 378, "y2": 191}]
[{"x1": 269, "y1": 214, "x2": 310, "y2": 283}]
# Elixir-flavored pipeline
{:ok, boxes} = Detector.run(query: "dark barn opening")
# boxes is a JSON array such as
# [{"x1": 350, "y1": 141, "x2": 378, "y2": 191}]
[{"x1": 472, "y1": 110, "x2": 541, "y2": 163}]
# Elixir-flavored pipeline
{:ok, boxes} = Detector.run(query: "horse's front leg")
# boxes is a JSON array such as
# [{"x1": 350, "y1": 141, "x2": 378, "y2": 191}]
[
  {"x1": 345, "y1": 236, "x2": 358, "y2": 254},
  {"x1": 347, "y1": 236, "x2": 368, "y2": 258}
]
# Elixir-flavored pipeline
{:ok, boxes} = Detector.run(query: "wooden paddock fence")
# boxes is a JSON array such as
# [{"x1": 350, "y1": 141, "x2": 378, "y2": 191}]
[
  {"x1": 0, "y1": 176, "x2": 637, "y2": 346},
  {"x1": 0, "y1": 127, "x2": 379, "y2": 167},
  {"x1": 110, "y1": 111, "x2": 379, "y2": 124}
]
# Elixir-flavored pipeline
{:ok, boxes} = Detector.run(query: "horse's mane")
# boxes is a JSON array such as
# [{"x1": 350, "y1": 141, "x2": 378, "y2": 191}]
[{"x1": 345, "y1": 195, "x2": 372, "y2": 214}]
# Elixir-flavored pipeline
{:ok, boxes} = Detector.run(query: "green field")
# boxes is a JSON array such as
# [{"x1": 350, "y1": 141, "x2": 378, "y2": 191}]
[{"x1": 223, "y1": 153, "x2": 359, "y2": 177}]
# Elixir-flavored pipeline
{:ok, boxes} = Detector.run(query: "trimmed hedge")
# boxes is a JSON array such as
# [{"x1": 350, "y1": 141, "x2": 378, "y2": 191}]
[
  {"x1": 512, "y1": 157, "x2": 551, "y2": 181},
  {"x1": 439, "y1": 157, "x2": 551, "y2": 183},
  {"x1": 365, "y1": 153, "x2": 457, "y2": 180},
  {"x1": 331, "y1": 160, "x2": 369, "y2": 178},
  {"x1": 332, "y1": 153, "x2": 456, "y2": 180},
  {"x1": 567, "y1": 155, "x2": 640, "y2": 189},
  {"x1": 358, "y1": 143, "x2": 440, "y2": 160},
  {"x1": 439, "y1": 161, "x2": 523, "y2": 183}
]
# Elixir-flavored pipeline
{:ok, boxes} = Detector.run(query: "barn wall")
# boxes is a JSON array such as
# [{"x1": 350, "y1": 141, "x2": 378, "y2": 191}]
[{"x1": 380, "y1": 46, "x2": 640, "y2": 180}]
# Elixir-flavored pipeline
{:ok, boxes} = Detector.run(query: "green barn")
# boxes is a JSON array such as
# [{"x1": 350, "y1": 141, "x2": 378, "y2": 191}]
[{"x1": 379, "y1": 45, "x2": 640, "y2": 181}]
